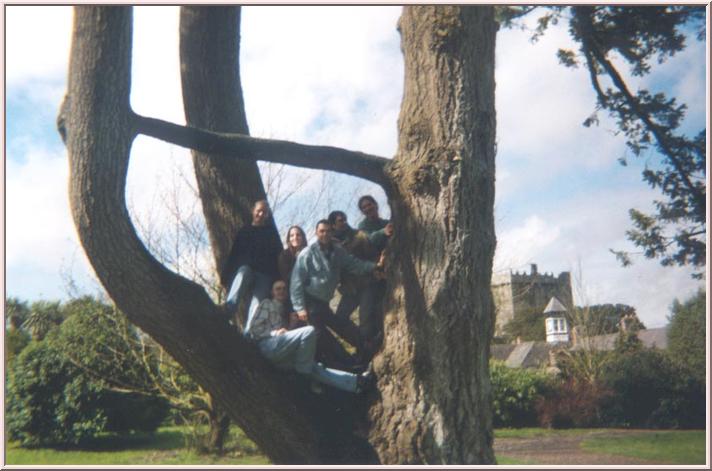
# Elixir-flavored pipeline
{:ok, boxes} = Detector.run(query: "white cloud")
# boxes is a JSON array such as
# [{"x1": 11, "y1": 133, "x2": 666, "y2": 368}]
[{"x1": 5, "y1": 6, "x2": 73, "y2": 86}]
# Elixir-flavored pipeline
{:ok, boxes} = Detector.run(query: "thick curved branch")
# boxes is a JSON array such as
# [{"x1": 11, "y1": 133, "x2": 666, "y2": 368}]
[{"x1": 133, "y1": 113, "x2": 391, "y2": 188}]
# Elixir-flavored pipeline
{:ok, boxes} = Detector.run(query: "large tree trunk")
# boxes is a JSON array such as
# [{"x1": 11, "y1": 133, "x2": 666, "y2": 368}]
[
  {"x1": 59, "y1": 5, "x2": 497, "y2": 464},
  {"x1": 179, "y1": 6, "x2": 267, "y2": 277},
  {"x1": 369, "y1": 6, "x2": 497, "y2": 463}
]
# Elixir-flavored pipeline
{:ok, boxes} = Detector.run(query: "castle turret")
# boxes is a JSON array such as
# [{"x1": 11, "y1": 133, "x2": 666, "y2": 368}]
[{"x1": 544, "y1": 296, "x2": 569, "y2": 344}]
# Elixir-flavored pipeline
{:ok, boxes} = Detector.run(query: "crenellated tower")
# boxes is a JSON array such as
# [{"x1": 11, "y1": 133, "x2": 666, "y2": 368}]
[{"x1": 491, "y1": 263, "x2": 573, "y2": 336}]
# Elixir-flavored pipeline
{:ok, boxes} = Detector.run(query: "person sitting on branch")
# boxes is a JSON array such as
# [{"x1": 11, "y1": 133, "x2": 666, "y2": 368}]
[{"x1": 246, "y1": 279, "x2": 374, "y2": 394}]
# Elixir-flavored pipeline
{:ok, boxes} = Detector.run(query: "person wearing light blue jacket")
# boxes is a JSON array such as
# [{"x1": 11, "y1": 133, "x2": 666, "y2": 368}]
[{"x1": 290, "y1": 219, "x2": 385, "y2": 365}]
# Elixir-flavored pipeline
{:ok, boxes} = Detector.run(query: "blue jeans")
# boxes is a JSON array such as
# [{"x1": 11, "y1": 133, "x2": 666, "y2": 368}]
[
  {"x1": 226, "y1": 265, "x2": 273, "y2": 331},
  {"x1": 257, "y1": 326, "x2": 358, "y2": 393}
]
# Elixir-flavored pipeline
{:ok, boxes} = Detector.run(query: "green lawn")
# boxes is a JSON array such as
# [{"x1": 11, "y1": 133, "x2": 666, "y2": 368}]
[
  {"x1": 494, "y1": 428, "x2": 707, "y2": 465},
  {"x1": 581, "y1": 430, "x2": 707, "y2": 465},
  {"x1": 5, "y1": 426, "x2": 270, "y2": 465}
]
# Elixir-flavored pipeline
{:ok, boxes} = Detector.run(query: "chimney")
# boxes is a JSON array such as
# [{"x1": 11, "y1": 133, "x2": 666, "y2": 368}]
[{"x1": 531, "y1": 264, "x2": 538, "y2": 275}]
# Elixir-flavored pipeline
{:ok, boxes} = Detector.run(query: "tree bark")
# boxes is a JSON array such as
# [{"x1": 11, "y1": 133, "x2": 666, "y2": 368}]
[
  {"x1": 369, "y1": 6, "x2": 497, "y2": 463},
  {"x1": 59, "y1": 5, "x2": 497, "y2": 464},
  {"x1": 179, "y1": 6, "x2": 267, "y2": 278}
]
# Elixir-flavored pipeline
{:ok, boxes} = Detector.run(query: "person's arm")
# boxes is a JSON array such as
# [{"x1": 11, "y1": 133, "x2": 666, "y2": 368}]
[
  {"x1": 248, "y1": 299, "x2": 272, "y2": 340},
  {"x1": 340, "y1": 248, "x2": 376, "y2": 276}
]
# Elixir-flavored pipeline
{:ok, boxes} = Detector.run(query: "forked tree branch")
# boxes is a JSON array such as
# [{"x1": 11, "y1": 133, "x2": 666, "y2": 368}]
[{"x1": 133, "y1": 113, "x2": 391, "y2": 188}]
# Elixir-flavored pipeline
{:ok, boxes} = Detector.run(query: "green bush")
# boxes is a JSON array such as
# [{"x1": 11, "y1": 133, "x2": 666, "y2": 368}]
[
  {"x1": 490, "y1": 360, "x2": 552, "y2": 427},
  {"x1": 5, "y1": 328, "x2": 31, "y2": 362},
  {"x1": 6, "y1": 338, "x2": 170, "y2": 448},
  {"x1": 6, "y1": 341, "x2": 108, "y2": 447},
  {"x1": 600, "y1": 348, "x2": 704, "y2": 428},
  {"x1": 667, "y1": 289, "x2": 705, "y2": 382}
]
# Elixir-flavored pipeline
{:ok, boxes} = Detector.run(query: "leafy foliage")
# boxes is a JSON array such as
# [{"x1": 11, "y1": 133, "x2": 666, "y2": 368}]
[
  {"x1": 501, "y1": 306, "x2": 546, "y2": 342},
  {"x1": 489, "y1": 360, "x2": 552, "y2": 427},
  {"x1": 600, "y1": 348, "x2": 704, "y2": 428},
  {"x1": 22, "y1": 300, "x2": 65, "y2": 340},
  {"x1": 5, "y1": 297, "x2": 30, "y2": 331},
  {"x1": 499, "y1": 6, "x2": 706, "y2": 275},
  {"x1": 5, "y1": 328, "x2": 31, "y2": 362},
  {"x1": 6, "y1": 340, "x2": 108, "y2": 447},
  {"x1": 666, "y1": 289, "x2": 706, "y2": 382}
]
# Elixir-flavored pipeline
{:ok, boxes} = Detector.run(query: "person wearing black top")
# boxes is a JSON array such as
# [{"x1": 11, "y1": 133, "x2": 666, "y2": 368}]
[{"x1": 221, "y1": 200, "x2": 283, "y2": 329}]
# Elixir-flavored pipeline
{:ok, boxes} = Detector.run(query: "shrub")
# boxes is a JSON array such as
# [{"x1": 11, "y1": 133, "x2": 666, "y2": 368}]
[
  {"x1": 489, "y1": 360, "x2": 552, "y2": 427},
  {"x1": 535, "y1": 379, "x2": 613, "y2": 428},
  {"x1": 5, "y1": 328, "x2": 31, "y2": 363},
  {"x1": 667, "y1": 289, "x2": 706, "y2": 382},
  {"x1": 600, "y1": 348, "x2": 704, "y2": 428},
  {"x1": 6, "y1": 341, "x2": 108, "y2": 447},
  {"x1": 6, "y1": 338, "x2": 170, "y2": 448}
]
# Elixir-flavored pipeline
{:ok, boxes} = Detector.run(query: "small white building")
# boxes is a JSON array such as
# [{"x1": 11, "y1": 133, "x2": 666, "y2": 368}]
[{"x1": 543, "y1": 296, "x2": 569, "y2": 344}]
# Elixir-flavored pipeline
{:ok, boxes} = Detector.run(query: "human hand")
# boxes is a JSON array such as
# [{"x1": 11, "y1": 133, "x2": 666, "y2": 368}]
[
  {"x1": 384, "y1": 222, "x2": 394, "y2": 237},
  {"x1": 297, "y1": 310, "x2": 308, "y2": 322},
  {"x1": 274, "y1": 328, "x2": 288, "y2": 336}
]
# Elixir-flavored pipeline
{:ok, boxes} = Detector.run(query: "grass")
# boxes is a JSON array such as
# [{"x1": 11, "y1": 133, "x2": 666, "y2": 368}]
[
  {"x1": 5, "y1": 425, "x2": 270, "y2": 465},
  {"x1": 581, "y1": 430, "x2": 707, "y2": 465}
]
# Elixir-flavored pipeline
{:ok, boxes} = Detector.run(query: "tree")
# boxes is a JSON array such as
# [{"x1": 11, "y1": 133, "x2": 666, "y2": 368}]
[
  {"x1": 22, "y1": 300, "x2": 64, "y2": 341},
  {"x1": 57, "y1": 5, "x2": 496, "y2": 464},
  {"x1": 580, "y1": 303, "x2": 645, "y2": 334},
  {"x1": 667, "y1": 289, "x2": 705, "y2": 382},
  {"x1": 501, "y1": 306, "x2": 546, "y2": 342},
  {"x1": 5, "y1": 297, "x2": 30, "y2": 331},
  {"x1": 499, "y1": 6, "x2": 706, "y2": 276}
]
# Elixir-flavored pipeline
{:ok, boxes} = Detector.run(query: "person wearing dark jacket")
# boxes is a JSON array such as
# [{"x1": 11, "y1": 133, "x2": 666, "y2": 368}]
[{"x1": 221, "y1": 200, "x2": 283, "y2": 329}]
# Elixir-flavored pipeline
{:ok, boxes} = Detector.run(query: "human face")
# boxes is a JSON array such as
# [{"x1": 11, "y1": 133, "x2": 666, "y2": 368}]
[
  {"x1": 288, "y1": 227, "x2": 305, "y2": 249},
  {"x1": 359, "y1": 199, "x2": 379, "y2": 220},
  {"x1": 252, "y1": 202, "x2": 270, "y2": 226},
  {"x1": 333, "y1": 214, "x2": 347, "y2": 232},
  {"x1": 316, "y1": 223, "x2": 332, "y2": 246},
  {"x1": 272, "y1": 281, "x2": 288, "y2": 303}
]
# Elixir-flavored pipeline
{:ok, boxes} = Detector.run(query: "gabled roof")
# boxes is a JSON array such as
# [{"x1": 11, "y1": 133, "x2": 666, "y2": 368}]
[{"x1": 543, "y1": 296, "x2": 567, "y2": 314}]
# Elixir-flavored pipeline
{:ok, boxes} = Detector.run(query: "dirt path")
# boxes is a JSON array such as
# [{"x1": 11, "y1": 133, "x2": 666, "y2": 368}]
[{"x1": 494, "y1": 430, "x2": 663, "y2": 465}]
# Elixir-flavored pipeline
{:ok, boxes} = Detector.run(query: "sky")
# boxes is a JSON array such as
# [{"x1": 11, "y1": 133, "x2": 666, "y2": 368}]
[{"x1": 3, "y1": 5, "x2": 708, "y2": 328}]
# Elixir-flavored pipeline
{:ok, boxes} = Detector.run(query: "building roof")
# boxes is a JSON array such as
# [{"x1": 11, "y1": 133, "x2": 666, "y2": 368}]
[
  {"x1": 570, "y1": 326, "x2": 669, "y2": 352},
  {"x1": 543, "y1": 296, "x2": 567, "y2": 314},
  {"x1": 491, "y1": 327, "x2": 670, "y2": 368}
]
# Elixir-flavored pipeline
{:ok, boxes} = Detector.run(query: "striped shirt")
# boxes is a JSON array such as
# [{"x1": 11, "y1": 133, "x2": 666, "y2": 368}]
[{"x1": 248, "y1": 298, "x2": 287, "y2": 341}]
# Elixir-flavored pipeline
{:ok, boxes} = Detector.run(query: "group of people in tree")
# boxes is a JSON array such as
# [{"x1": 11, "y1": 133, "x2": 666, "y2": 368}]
[{"x1": 220, "y1": 196, "x2": 393, "y2": 394}]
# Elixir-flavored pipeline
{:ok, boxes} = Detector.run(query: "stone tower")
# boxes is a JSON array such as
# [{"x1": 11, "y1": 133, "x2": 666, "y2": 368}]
[{"x1": 491, "y1": 263, "x2": 573, "y2": 336}]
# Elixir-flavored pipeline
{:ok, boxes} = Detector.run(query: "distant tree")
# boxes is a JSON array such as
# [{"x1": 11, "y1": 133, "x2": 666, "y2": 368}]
[
  {"x1": 5, "y1": 329, "x2": 31, "y2": 363},
  {"x1": 667, "y1": 289, "x2": 705, "y2": 382},
  {"x1": 499, "y1": 6, "x2": 706, "y2": 276},
  {"x1": 502, "y1": 306, "x2": 546, "y2": 342},
  {"x1": 5, "y1": 297, "x2": 30, "y2": 331},
  {"x1": 581, "y1": 304, "x2": 645, "y2": 334},
  {"x1": 22, "y1": 300, "x2": 64, "y2": 340}
]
